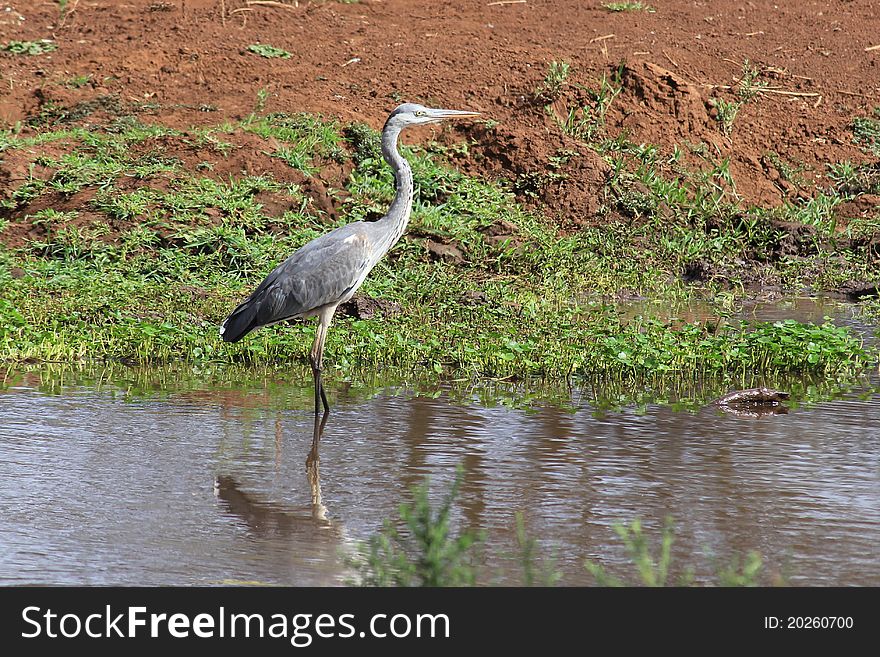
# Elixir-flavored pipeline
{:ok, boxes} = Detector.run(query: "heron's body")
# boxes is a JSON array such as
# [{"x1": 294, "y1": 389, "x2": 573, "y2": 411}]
[
  {"x1": 220, "y1": 220, "x2": 385, "y2": 342},
  {"x1": 220, "y1": 103, "x2": 479, "y2": 414}
]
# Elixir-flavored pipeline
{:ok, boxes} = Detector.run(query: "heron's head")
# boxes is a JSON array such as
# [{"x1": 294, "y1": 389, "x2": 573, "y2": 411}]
[{"x1": 385, "y1": 103, "x2": 480, "y2": 130}]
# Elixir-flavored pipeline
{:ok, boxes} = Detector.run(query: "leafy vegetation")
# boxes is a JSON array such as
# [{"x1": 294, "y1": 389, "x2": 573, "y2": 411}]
[
  {"x1": 533, "y1": 60, "x2": 571, "y2": 104},
  {"x1": 348, "y1": 470, "x2": 779, "y2": 586},
  {"x1": 62, "y1": 74, "x2": 92, "y2": 89},
  {"x1": 247, "y1": 43, "x2": 292, "y2": 59},
  {"x1": 533, "y1": 68, "x2": 877, "y2": 303},
  {"x1": 0, "y1": 99, "x2": 876, "y2": 383},
  {"x1": 602, "y1": 2, "x2": 655, "y2": 12},
  {"x1": 347, "y1": 467, "x2": 480, "y2": 586},
  {"x1": 2, "y1": 40, "x2": 57, "y2": 55},
  {"x1": 585, "y1": 518, "x2": 677, "y2": 586},
  {"x1": 559, "y1": 66, "x2": 622, "y2": 142},
  {"x1": 827, "y1": 160, "x2": 880, "y2": 196},
  {"x1": 709, "y1": 60, "x2": 766, "y2": 136},
  {"x1": 585, "y1": 518, "x2": 770, "y2": 586},
  {"x1": 850, "y1": 108, "x2": 880, "y2": 157}
]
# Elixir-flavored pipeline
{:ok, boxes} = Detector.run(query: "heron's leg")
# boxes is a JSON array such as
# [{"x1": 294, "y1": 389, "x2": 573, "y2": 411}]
[
  {"x1": 309, "y1": 308, "x2": 334, "y2": 415},
  {"x1": 308, "y1": 334, "x2": 324, "y2": 416},
  {"x1": 319, "y1": 378, "x2": 329, "y2": 413}
]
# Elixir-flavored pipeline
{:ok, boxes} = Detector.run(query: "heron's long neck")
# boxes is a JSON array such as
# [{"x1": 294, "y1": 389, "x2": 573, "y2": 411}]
[{"x1": 378, "y1": 123, "x2": 413, "y2": 252}]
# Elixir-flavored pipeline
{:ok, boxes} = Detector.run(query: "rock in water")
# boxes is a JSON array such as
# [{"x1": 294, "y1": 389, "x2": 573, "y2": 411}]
[{"x1": 713, "y1": 387, "x2": 790, "y2": 415}]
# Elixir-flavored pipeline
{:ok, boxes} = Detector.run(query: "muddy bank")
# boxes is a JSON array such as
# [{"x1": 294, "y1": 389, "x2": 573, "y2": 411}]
[{"x1": 2, "y1": 0, "x2": 879, "y2": 212}]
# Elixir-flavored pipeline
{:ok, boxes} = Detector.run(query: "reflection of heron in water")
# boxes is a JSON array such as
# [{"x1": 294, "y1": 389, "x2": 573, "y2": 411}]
[
  {"x1": 306, "y1": 412, "x2": 329, "y2": 520},
  {"x1": 215, "y1": 412, "x2": 332, "y2": 527}
]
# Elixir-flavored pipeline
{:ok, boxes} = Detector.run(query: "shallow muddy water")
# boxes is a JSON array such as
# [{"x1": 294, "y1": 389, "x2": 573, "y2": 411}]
[
  {"x1": 617, "y1": 293, "x2": 875, "y2": 338},
  {"x1": 1, "y1": 366, "x2": 878, "y2": 586}
]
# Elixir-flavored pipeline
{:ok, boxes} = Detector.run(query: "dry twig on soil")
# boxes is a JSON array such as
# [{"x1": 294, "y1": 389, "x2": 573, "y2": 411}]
[{"x1": 246, "y1": 1, "x2": 300, "y2": 11}]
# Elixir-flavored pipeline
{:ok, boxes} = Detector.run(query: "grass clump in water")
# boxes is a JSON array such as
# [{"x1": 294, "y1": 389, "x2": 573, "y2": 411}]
[
  {"x1": 348, "y1": 469, "x2": 780, "y2": 587},
  {"x1": 585, "y1": 518, "x2": 771, "y2": 587},
  {"x1": 347, "y1": 467, "x2": 480, "y2": 586}
]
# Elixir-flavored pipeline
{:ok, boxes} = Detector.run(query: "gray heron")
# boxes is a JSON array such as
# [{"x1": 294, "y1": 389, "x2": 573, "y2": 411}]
[{"x1": 220, "y1": 103, "x2": 480, "y2": 414}]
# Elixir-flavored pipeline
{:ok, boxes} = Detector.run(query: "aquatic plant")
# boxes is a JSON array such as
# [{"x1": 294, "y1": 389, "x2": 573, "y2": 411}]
[
  {"x1": 346, "y1": 467, "x2": 480, "y2": 586},
  {"x1": 346, "y1": 469, "x2": 779, "y2": 587},
  {"x1": 585, "y1": 518, "x2": 770, "y2": 587}
]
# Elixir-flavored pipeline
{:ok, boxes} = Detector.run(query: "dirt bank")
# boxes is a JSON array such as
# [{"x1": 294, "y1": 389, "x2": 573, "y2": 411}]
[{"x1": 2, "y1": 0, "x2": 879, "y2": 217}]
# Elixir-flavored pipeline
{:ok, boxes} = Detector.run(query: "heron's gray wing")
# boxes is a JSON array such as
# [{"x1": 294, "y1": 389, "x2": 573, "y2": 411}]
[
  {"x1": 263, "y1": 224, "x2": 376, "y2": 317},
  {"x1": 221, "y1": 223, "x2": 374, "y2": 342}
]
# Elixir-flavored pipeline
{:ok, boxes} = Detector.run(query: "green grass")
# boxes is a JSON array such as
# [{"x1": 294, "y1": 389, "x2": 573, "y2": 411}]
[
  {"x1": 243, "y1": 112, "x2": 345, "y2": 173},
  {"x1": 558, "y1": 68, "x2": 622, "y2": 142},
  {"x1": 62, "y1": 74, "x2": 92, "y2": 89},
  {"x1": 709, "y1": 60, "x2": 766, "y2": 136},
  {"x1": 827, "y1": 161, "x2": 880, "y2": 196},
  {"x1": 347, "y1": 466, "x2": 480, "y2": 586},
  {"x1": 247, "y1": 43, "x2": 292, "y2": 59},
  {"x1": 6, "y1": 360, "x2": 873, "y2": 419},
  {"x1": 858, "y1": 298, "x2": 880, "y2": 323},
  {"x1": 764, "y1": 150, "x2": 808, "y2": 189},
  {"x1": 851, "y1": 108, "x2": 880, "y2": 157},
  {"x1": 0, "y1": 106, "x2": 877, "y2": 383},
  {"x1": 552, "y1": 102, "x2": 877, "y2": 293},
  {"x1": 2, "y1": 40, "x2": 57, "y2": 55},
  {"x1": 533, "y1": 61, "x2": 571, "y2": 104},
  {"x1": 602, "y1": 2, "x2": 654, "y2": 12},
  {"x1": 585, "y1": 518, "x2": 770, "y2": 586}
]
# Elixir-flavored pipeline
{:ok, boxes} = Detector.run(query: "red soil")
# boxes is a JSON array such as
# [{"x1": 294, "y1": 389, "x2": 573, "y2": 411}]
[{"x1": 1, "y1": 0, "x2": 879, "y2": 222}]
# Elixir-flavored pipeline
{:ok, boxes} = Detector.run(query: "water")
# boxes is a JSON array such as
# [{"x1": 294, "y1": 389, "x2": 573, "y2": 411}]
[
  {"x1": 1, "y1": 366, "x2": 878, "y2": 586},
  {"x1": 618, "y1": 293, "x2": 874, "y2": 339}
]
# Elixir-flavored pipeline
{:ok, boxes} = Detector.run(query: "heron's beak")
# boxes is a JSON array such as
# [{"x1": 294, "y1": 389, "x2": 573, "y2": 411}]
[{"x1": 426, "y1": 108, "x2": 482, "y2": 121}]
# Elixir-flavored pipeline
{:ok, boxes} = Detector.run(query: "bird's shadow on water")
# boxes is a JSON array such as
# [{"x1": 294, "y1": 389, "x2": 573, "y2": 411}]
[{"x1": 214, "y1": 411, "x2": 335, "y2": 536}]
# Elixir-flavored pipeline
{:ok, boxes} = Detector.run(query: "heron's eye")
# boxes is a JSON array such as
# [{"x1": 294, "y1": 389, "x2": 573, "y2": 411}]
[{"x1": 415, "y1": 110, "x2": 426, "y2": 117}]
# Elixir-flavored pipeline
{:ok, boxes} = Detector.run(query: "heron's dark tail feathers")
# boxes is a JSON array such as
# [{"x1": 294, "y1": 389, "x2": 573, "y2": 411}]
[{"x1": 220, "y1": 299, "x2": 260, "y2": 343}]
